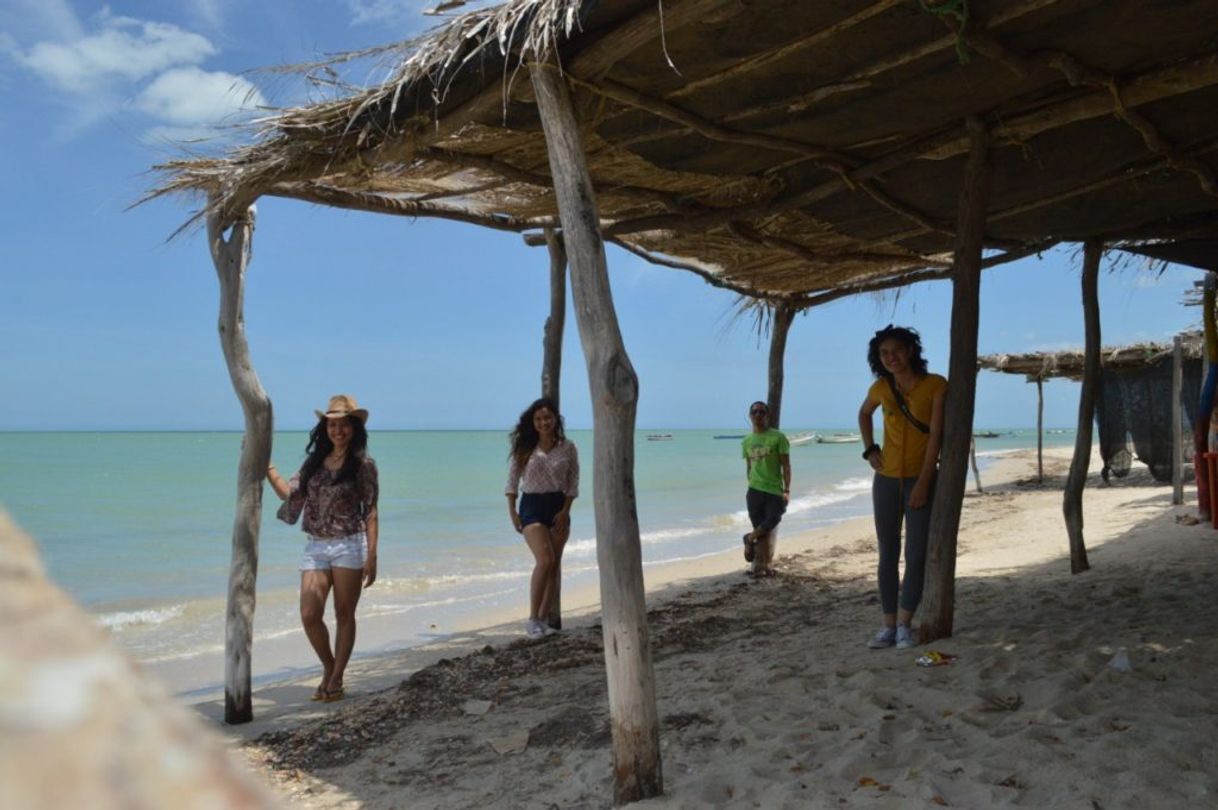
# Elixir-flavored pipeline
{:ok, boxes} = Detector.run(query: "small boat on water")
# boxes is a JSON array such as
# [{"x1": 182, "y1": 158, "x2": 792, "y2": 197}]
[
  {"x1": 713, "y1": 434, "x2": 745, "y2": 440},
  {"x1": 815, "y1": 433, "x2": 861, "y2": 444},
  {"x1": 788, "y1": 432, "x2": 815, "y2": 447},
  {"x1": 646, "y1": 433, "x2": 674, "y2": 441},
  {"x1": 974, "y1": 431, "x2": 1002, "y2": 438}
]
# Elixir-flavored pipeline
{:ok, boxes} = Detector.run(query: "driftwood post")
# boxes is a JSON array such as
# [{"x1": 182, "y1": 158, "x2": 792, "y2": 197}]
[
  {"x1": 919, "y1": 116, "x2": 991, "y2": 644},
  {"x1": 1063, "y1": 240, "x2": 1101, "y2": 575},
  {"x1": 541, "y1": 227, "x2": 567, "y2": 407},
  {"x1": 531, "y1": 63, "x2": 662, "y2": 803},
  {"x1": 1036, "y1": 376, "x2": 1045, "y2": 483},
  {"x1": 766, "y1": 301, "x2": 796, "y2": 429},
  {"x1": 969, "y1": 438, "x2": 983, "y2": 493},
  {"x1": 542, "y1": 226, "x2": 567, "y2": 629},
  {"x1": 1171, "y1": 335, "x2": 1184, "y2": 505},
  {"x1": 206, "y1": 201, "x2": 273, "y2": 724}
]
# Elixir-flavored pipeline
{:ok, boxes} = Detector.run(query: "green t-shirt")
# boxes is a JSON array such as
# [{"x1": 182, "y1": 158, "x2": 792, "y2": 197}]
[{"x1": 742, "y1": 429, "x2": 790, "y2": 495}]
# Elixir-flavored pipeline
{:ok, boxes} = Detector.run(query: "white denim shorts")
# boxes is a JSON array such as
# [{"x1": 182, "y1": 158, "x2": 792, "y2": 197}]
[{"x1": 301, "y1": 533, "x2": 367, "y2": 571}]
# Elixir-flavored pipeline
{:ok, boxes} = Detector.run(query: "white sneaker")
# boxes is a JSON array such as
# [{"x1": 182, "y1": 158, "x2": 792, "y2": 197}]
[
  {"x1": 867, "y1": 626, "x2": 896, "y2": 649},
  {"x1": 895, "y1": 625, "x2": 916, "y2": 649},
  {"x1": 525, "y1": 619, "x2": 546, "y2": 639}
]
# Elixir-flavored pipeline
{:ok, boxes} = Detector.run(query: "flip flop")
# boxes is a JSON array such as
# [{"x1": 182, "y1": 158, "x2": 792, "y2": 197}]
[
  {"x1": 742, "y1": 534, "x2": 757, "y2": 563},
  {"x1": 310, "y1": 688, "x2": 327, "y2": 702},
  {"x1": 321, "y1": 687, "x2": 345, "y2": 703}
]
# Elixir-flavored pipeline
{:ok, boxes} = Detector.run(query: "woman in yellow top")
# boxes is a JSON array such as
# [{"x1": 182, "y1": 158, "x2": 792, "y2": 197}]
[{"x1": 858, "y1": 326, "x2": 947, "y2": 650}]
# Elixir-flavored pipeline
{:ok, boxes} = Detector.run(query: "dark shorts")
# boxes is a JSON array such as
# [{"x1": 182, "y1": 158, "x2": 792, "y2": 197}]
[{"x1": 519, "y1": 491, "x2": 566, "y2": 528}]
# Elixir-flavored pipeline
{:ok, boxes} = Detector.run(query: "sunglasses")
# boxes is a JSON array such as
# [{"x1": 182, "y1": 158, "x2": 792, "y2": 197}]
[{"x1": 750, "y1": 408, "x2": 768, "y2": 415}]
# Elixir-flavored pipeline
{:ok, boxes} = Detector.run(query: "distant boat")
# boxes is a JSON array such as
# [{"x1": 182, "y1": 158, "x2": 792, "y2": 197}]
[
  {"x1": 974, "y1": 431, "x2": 1002, "y2": 438},
  {"x1": 815, "y1": 433, "x2": 861, "y2": 444},
  {"x1": 788, "y1": 432, "x2": 815, "y2": 447},
  {"x1": 713, "y1": 434, "x2": 745, "y2": 440},
  {"x1": 646, "y1": 433, "x2": 674, "y2": 441}
]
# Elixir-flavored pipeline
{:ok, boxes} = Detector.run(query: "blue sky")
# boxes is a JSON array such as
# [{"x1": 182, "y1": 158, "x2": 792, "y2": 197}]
[{"x1": 0, "y1": 1, "x2": 1204, "y2": 431}]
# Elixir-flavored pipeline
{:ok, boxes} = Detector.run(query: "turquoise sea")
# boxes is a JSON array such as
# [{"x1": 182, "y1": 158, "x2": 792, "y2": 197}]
[{"x1": 0, "y1": 428, "x2": 1073, "y2": 695}]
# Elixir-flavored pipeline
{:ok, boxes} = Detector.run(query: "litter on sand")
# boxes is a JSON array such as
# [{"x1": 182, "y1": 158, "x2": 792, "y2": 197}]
[{"x1": 916, "y1": 651, "x2": 959, "y2": 667}]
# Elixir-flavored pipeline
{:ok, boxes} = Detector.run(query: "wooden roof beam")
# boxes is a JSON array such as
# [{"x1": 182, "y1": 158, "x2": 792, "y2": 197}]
[
  {"x1": 670, "y1": 0, "x2": 906, "y2": 99},
  {"x1": 579, "y1": 75, "x2": 957, "y2": 239},
  {"x1": 389, "y1": 0, "x2": 738, "y2": 152},
  {"x1": 879, "y1": 138, "x2": 1218, "y2": 245},
  {"x1": 605, "y1": 51, "x2": 1218, "y2": 241},
  {"x1": 938, "y1": 15, "x2": 1218, "y2": 199},
  {"x1": 269, "y1": 182, "x2": 555, "y2": 232}
]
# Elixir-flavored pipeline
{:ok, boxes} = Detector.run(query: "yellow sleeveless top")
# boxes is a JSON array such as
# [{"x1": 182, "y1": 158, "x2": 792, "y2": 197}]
[{"x1": 868, "y1": 373, "x2": 947, "y2": 478}]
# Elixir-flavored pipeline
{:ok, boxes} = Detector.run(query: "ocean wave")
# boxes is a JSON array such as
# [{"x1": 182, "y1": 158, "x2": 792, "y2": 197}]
[{"x1": 97, "y1": 605, "x2": 185, "y2": 631}]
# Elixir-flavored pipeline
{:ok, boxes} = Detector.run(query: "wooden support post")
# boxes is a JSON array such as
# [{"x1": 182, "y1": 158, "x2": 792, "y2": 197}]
[
  {"x1": 969, "y1": 438, "x2": 983, "y2": 493},
  {"x1": 541, "y1": 227, "x2": 567, "y2": 408},
  {"x1": 1063, "y1": 240, "x2": 1101, "y2": 575},
  {"x1": 531, "y1": 62, "x2": 662, "y2": 804},
  {"x1": 1036, "y1": 376, "x2": 1045, "y2": 484},
  {"x1": 542, "y1": 226, "x2": 567, "y2": 630},
  {"x1": 1172, "y1": 335, "x2": 1184, "y2": 505},
  {"x1": 205, "y1": 201, "x2": 273, "y2": 724},
  {"x1": 918, "y1": 116, "x2": 991, "y2": 644},
  {"x1": 766, "y1": 302, "x2": 796, "y2": 429}
]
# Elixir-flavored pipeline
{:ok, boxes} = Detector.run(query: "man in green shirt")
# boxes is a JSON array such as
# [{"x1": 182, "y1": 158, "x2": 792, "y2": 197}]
[{"x1": 741, "y1": 401, "x2": 791, "y2": 577}]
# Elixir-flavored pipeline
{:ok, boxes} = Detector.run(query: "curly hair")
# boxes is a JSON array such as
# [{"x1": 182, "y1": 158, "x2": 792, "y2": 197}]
[
  {"x1": 867, "y1": 325, "x2": 929, "y2": 379},
  {"x1": 299, "y1": 415, "x2": 369, "y2": 493},
  {"x1": 508, "y1": 397, "x2": 566, "y2": 470}
]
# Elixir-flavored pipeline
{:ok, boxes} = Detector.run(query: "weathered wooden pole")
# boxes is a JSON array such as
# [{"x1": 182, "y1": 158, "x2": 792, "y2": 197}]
[
  {"x1": 541, "y1": 227, "x2": 567, "y2": 407},
  {"x1": 542, "y1": 226, "x2": 567, "y2": 630},
  {"x1": 969, "y1": 437, "x2": 983, "y2": 493},
  {"x1": 918, "y1": 115, "x2": 991, "y2": 644},
  {"x1": 1063, "y1": 240, "x2": 1101, "y2": 575},
  {"x1": 1036, "y1": 376, "x2": 1045, "y2": 483},
  {"x1": 1171, "y1": 335, "x2": 1184, "y2": 505},
  {"x1": 206, "y1": 200, "x2": 273, "y2": 724},
  {"x1": 766, "y1": 301, "x2": 796, "y2": 429},
  {"x1": 531, "y1": 62, "x2": 662, "y2": 803}
]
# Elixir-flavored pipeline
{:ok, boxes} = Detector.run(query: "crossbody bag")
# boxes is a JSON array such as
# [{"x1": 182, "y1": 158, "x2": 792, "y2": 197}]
[{"x1": 886, "y1": 377, "x2": 931, "y2": 434}]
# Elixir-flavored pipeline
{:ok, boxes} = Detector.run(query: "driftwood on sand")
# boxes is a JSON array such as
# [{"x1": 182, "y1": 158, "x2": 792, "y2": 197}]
[{"x1": 0, "y1": 512, "x2": 280, "y2": 809}]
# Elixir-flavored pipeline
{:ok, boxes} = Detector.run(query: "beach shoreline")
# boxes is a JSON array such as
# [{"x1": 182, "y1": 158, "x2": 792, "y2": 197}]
[
  {"x1": 181, "y1": 447, "x2": 1053, "y2": 732},
  {"x1": 187, "y1": 446, "x2": 1218, "y2": 808}
]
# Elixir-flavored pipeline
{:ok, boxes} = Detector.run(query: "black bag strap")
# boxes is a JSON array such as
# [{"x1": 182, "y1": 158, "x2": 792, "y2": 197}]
[{"x1": 886, "y1": 377, "x2": 931, "y2": 434}]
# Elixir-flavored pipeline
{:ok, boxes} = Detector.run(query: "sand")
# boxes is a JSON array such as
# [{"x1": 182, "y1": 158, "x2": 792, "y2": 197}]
[{"x1": 195, "y1": 447, "x2": 1218, "y2": 808}]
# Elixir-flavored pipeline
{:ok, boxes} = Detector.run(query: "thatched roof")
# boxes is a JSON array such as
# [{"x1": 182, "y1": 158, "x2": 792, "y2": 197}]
[
  {"x1": 149, "y1": 0, "x2": 1218, "y2": 302},
  {"x1": 978, "y1": 334, "x2": 1204, "y2": 381},
  {"x1": 1120, "y1": 239, "x2": 1218, "y2": 272}
]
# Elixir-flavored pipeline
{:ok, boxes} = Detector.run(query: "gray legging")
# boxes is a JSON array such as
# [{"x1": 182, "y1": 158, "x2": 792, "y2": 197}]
[{"x1": 872, "y1": 473, "x2": 932, "y2": 615}]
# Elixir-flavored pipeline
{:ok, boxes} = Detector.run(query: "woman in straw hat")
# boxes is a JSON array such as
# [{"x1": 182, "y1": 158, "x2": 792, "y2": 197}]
[
  {"x1": 267, "y1": 394, "x2": 378, "y2": 702},
  {"x1": 506, "y1": 397, "x2": 579, "y2": 639}
]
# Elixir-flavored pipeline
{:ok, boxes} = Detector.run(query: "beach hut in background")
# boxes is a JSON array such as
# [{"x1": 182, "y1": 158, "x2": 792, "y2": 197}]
[
  {"x1": 979, "y1": 335, "x2": 1204, "y2": 571},
  {"x1": 146, "y1": 0, "x2": 1218, "y2": 801}
]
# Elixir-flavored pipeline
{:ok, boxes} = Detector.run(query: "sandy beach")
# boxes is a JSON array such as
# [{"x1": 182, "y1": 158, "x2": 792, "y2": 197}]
[{"x1": 185, "y1": 446, "x2": 1218, "y2": 808}]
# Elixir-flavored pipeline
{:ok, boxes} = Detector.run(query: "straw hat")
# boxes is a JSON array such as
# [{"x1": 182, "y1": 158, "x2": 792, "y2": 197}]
[{"x1": 315, "y1": 394, "x2": 369, "y2": 423}]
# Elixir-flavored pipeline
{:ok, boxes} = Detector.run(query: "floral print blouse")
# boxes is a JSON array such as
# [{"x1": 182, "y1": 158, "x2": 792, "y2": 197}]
[{"x1": 278, "y1": 456, "x2": 378, "y2": 538}]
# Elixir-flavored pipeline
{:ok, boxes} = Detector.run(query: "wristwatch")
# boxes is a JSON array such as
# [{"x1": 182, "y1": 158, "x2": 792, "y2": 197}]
[{"x1": 862, "y1": 443, "x2": 880, "y2": 460}]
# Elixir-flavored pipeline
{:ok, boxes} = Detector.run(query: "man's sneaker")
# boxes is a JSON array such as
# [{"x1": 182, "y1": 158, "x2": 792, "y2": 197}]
[
  {"x1": 867, "y1": 626, "x2": 896, "y2": 649},
  {"x1": 525, "y1": 619, "x2": 546, "y2": 639},
  {"x1": 895, "y1": 624, "x2": 916, "y2": 649}
]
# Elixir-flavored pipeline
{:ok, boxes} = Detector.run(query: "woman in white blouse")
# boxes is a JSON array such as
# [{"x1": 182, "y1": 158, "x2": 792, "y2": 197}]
[{"x1": 506, "y1": 398, "x2": 580, "y2": 639}]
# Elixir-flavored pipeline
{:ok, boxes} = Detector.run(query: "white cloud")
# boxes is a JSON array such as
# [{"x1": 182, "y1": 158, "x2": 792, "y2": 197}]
[
  {"x1": 0, "y1": 0, "x2": 83, "y2": 43},
  {"x1": 14, "y1": 13, "x2": 216, "y2": 93},
  {"x1": 134, "y1": 67, "x2": 266, "y2": 127}
]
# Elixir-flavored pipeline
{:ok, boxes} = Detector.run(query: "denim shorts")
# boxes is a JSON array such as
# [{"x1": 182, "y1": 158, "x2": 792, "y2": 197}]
[
  {"x1": 301, "y1": 532, "x2": 367, "y2": 571},
  {"x1": 519, "y1": 491, "x2": 566, "y2": 528}
]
